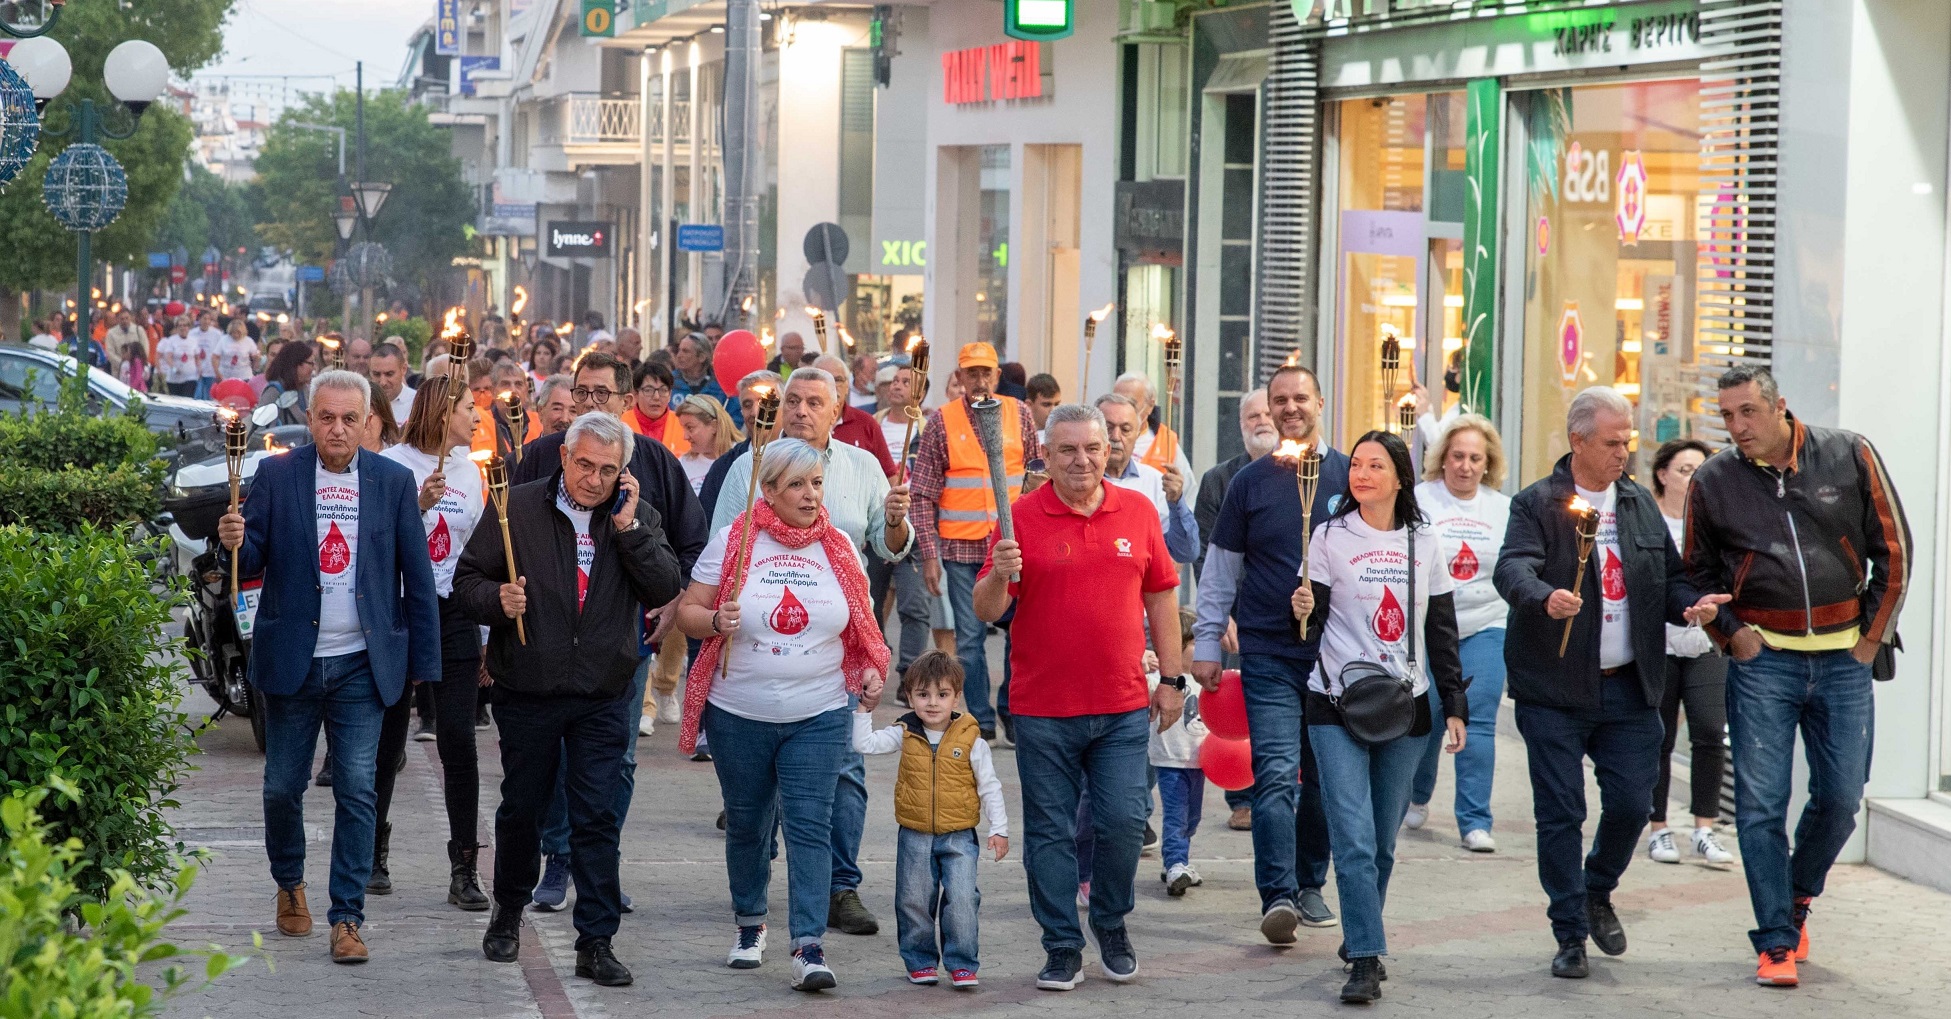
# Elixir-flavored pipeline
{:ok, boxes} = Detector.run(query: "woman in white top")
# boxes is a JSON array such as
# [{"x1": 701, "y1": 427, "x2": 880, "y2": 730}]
[
  {"x1": 1292, "y1": 430, "x2": 1466, "y2": 1004},
  {"x1": 215, "y1": 319, "x2": 260, "y2": 381},
  {"x1": 371, "y1": 375, "x2": 494, "y2": 910},
  {"x1": 675, "y1": 438, "x2": 891, "y2": 992},
  {"x1": 1405, "y1": 414, "x2": 1512, "y2": 852},
  {"x1": 1644, "y1": 438, "x2": 1734, "y2": 865},
  {"x1": 156, "y1": 318, "x2": 202, "y2": 396},
  {"x1": 674, "y1": 393, "x2": 741, "y2": 495}
]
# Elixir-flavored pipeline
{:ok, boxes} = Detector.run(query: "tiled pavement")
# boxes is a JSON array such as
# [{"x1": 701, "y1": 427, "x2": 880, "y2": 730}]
[{"x1": 160, "y1": 650, "x2": 1951, "y2": 1019}]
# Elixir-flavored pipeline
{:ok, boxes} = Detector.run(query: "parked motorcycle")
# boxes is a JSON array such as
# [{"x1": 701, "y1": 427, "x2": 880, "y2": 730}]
[{"x1": 159, "y1": 404, "x2": 311, "y2": 752}]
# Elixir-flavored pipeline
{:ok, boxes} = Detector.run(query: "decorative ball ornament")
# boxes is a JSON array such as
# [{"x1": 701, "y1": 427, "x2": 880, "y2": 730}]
[
  {"x1": 0, "y1": 60, "x2": 39, "y2": 189},
  {"x1": 344, "y1": 241, "x2": 393, "y2": 288},
  {"x1": 42, "y1": 143, "x2": 127, "y2": 231}
]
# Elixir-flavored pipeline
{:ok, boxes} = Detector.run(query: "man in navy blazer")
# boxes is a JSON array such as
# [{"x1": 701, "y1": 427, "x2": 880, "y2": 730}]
[{"x1": 220, "y1": 370, "x2": 441, "y2": 964}]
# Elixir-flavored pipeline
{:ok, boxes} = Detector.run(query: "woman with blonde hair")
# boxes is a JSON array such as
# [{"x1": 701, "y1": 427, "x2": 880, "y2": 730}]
[
  {"x1": 674, "y1": 394, "x2": 742, "y2": 494},
  {"x1": 1405, "y1": 414, "x2": 1512, "y2": 852}
]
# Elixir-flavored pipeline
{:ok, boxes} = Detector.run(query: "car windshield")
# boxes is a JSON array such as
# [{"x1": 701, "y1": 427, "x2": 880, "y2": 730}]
[{"x1": 29, "y1": 350, "x2": 136, "y2": 401}]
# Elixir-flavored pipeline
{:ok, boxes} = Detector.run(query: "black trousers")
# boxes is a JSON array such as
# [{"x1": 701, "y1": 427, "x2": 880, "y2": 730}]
[
  {"x1": 1652, "y1": 653, "x2": 1729, "y2": 823},
  {"x1": 492, "y1": 687, "x2": 632, "y2": 948},
  {"x1": 1515, "y1": 669, "x2": 1663, "y2": 942},
  {"x1": 373, "y1": 598, "x2": 484, "y2": 844}
]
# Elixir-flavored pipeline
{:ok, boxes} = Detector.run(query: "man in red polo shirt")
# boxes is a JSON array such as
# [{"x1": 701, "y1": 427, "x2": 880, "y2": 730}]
[{"x1": 974, "y1": 402, "x2": 1184, "y2": 991}]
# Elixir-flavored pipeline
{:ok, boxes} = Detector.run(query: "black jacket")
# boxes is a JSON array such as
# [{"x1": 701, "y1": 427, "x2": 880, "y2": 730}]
[
  {"x1": 453, "y1": 473, "x2": 683, "y2": 698},
  {"x1": 516, "y1": 426, "x2": 708, "y2": 580},
  {"x1": 1493, "y1": 455, "x2": 1700, "y2": 711},
  {"x1": 1685, "y1": 414, "x2": 1910, "y2": 648}
]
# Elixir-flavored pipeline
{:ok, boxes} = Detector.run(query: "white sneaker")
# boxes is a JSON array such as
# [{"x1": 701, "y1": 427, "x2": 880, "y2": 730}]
[
  {"x1": 1693, "y1": 826, "x2": 1735, "y2": 865},
  {"x1": 1403, "y1": 802, "x2": 1429, "y2": 831},
  {"x1": 638, "y1": 715, "x2": 655, "y2": 738},
  {"x1": 1647, "y1": 829, "x2": 1681, "y2": 863},
  {"x1": 1461, "y1": 829, "x2": 1497, "y2": 853},
  {"x1": 790, "y1": 944, "x2": 836, "y2": 992},
  {"x1": 1164, "y1": 863, "x2": 1193, "y2": 897},
  {"x1": 1183, "y1": 864, "x2": 1203, "y2": 887},
  {"x1": 657, "y1": 691, "x2": 681, "y2": 724},
  {"x1": 727, "y1": 924, "x2": 765, "y2": 969}
]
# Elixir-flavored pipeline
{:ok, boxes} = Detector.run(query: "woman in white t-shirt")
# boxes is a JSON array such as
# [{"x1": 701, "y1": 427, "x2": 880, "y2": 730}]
[
  {"x1": 674, "y1": 394, "x2": 741, "y2": 495},
  {"x1": 1292, "y1": 430, "x2": 1466, "y2": 1004},
  {"x1": 1405, "y1": 415, "x2": 1512, "y2": 852},
  {"x1": 674, "y1": 438, "x2": 891, "y2": 991},
  {"x1": 156, "y1": 318, "x2": 202, "y2": 396},
  {"x1": 371, "y1": 375, "x2": 494, "y2": 909},
  {"x1": 215, "y1": 319, "x2": 260, "y2": 381}
]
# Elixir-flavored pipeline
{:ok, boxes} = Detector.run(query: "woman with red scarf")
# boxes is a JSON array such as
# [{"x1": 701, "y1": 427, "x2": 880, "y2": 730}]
[{"x1": 676, "y1": 437, "x2": 890, "y2": 993}]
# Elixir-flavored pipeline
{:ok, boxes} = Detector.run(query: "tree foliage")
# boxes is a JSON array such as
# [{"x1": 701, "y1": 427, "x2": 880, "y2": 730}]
[
  {"x1": 250, "y1": 90, "x2": 473, "y2": 303},
  {"x1": 0, "y1": 0, "x2": 238, "y2": 293},
  {"x1": 155, "y1": 162, "x2": 256, "y2": 264}
]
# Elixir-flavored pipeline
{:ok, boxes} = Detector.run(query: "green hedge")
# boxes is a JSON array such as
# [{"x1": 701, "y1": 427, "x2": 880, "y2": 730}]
[
  {"x1": 379, "y1": 315, "x2": 434, "y2": 364},
  {"x1": 0, "y1": 407, "x2": 165, "y2": 532},
  {"x1": 0, "y1": 526, "x2": 199, "y2": 900},
  {"x1": 0, "y1": 407, "x2": 159, "y2": 471}
]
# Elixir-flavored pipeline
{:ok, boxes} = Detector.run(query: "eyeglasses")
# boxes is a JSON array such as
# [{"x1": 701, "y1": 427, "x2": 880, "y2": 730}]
[
  {"x1": 637, "y1": 383, "x2": 670, "y2": 397},
  {"x1": 572, "y1": 387, "x2": 618, "y2": 404}
]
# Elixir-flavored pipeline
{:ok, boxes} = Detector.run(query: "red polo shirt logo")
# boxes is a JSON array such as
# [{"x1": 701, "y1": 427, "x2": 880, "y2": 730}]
[{"x1": 1114, "y1": 537, "x2": 1132, "y2": 557}]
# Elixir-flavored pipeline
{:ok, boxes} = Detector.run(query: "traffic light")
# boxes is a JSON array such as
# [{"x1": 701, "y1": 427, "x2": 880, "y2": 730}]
[{"x1": 1004, "y1": 0, "x2": 1073, "y2": 41}]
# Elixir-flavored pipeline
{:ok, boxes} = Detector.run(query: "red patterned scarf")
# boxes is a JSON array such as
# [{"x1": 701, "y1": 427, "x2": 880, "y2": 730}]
[{"x1": 679, "y1": 500, "x2": 890, "y2": 752}]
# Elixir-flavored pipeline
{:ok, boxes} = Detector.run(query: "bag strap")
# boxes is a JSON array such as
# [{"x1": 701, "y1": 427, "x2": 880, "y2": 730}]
[{"x1": 1405, "y1": 524, "x2": 1418, "y2": 672}]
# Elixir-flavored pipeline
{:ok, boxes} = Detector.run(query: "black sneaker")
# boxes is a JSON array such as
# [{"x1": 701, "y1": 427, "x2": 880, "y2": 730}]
[
  {"x1": 1586, "y1": 894, "x2": 1627, "y2": 956},
  {"x1": 1551, "y1": 937, "x2": 1589, "y2": 978},
  {"x1": 1091, "y1": 924, "x2": 1138, "y2": 983},
  {"x1": 412, "y1": 718, "x2": 436, "y2": 742},
  {"x1": 979, "y1": 726, "x2": 997, "y2": 743},
  {"x1": 482, "y1": 904, "x2": 522, "y2": 963},
  {"x1": 1036, "y1": 948, "x2": 1085, "y2": 991},
  {"x1": 1339, "y1": 957, "x2": 1383, "y2": 1003},
  {"x1": 475, "y1": 704, "x2": 491, "y2": 729},
  {"x1": 827, "y1": 888, "x2": 879, "y2": 935},
  {"x1": 1337, "y1": 942, "x2": 1387, "y2": 981},
  {"x1": 575, "y1": 938, "x2": 633, "y2": 986}
]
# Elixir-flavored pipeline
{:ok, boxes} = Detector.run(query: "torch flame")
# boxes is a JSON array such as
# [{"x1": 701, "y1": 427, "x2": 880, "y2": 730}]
[
  {"x1": 1284, "y1": 351, "x2": 1301, "y2": 368},
  {"x1": 216, "y1": 406, "x2": 239, "y2": 424},
  {"x1": 760, "y1": 329, "x2": 774, "y2": 349},
  {"x1": 1089, "y1": 302, "x2": 1115, "y2": 324},
  {"x1": 497, "y1": 390, "x2": 516, "y2": 405},
  {"x1": 1150, "y1": 322, "x2": 1176, "y2": 342},
  {"x1": 838, "y1": 327, "x2": 856, "y2": 349},
  {"x1": 316, "y1": 335, "x2": 341, "y2": 351},
  {"x1": 440, "y1": 307, "x2": 464, "y2": 339},
  {"x1": 1396, "y1": 393, "x2": 1418, "y2": 408},
  {"x1": 751, "y1": 384, "x2": 774, "y2": 399},
  {"x1": 1275, "y1": 440, "x2": 1310, "y2": 461},
  {"x1": 469, "y1": 449, "x2": 495, "y2": 464},
  {"x1": 264, "y1": 439, "x2": 290, "y2": 454},
  {"x1": 632, "y1": 298, "x2": 651, "y2": 315},
  {"x1": 558, "y1": 322, "x2": 574, "y2": 337},
  {"x1": 805, "y1": 306, "x2": 824, "y2": 319},
  {"x1": 905, "y1": 335, "x2": 923, "y2": 354},
  {"x1": 742, "y1": 294, "x2": 755, "y2": 312},
  {"x1": 1569, "y1": 496, "x2": 1593, "y2": 516},
  {"x1": 511, "y1": 285, "x2": 529, "y2": 316}
]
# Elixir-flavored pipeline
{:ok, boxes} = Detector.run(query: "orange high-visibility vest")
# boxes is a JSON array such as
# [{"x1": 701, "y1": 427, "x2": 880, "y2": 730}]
[
  {"x1": 624, "y1": 405, "x2": 690, "y2": 456},
  {"x1": 470, "y1": 392, "x2": 497, "y2": 454},
  {"x1": 1140, "y1": 422, "x2": 1180, "y2": 474},
  {"x1": 938, "y1": 396, "x2": 1024, "y2": 541}
]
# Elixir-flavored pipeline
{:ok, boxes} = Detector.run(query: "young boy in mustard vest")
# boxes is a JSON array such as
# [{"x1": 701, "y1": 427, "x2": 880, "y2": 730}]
[{"x1": 857, "y1": 651, "x2": 1009, "y2": 988}]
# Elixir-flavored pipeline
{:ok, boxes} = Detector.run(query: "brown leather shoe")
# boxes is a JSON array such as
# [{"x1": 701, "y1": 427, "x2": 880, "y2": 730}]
[
  {"x1": 330, "y1": 920, "x2": 369, "y2": 964},
  {"x1": 1228, "y1": 807, "x2": 1253, "y2": 831},
  {"x1": 275, "y1": 883, "x2": 313, "y2": 937}
]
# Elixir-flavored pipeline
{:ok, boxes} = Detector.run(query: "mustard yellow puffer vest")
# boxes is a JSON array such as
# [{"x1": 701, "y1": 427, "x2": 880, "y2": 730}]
[{"x1": 892, "y1": 711, "x2": 982, "y2": 834}]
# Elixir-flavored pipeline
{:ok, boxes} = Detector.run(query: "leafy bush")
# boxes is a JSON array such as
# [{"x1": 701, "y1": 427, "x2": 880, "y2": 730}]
[
  {"x1": 0, "y1": 781, "x2": 256, "y2": 1018},
  {"x1": 378, "y1": 315, "x2": 434, "y2": 364},
  {"x1": 0, "y1": 526, "x2": 199, "y2": 900},
  {"x1": 0, "y1": 403, "x2": 166, "y2": 532},
  {"x1": 0, "y1": 406, "x2": 160, "y2": 472}
]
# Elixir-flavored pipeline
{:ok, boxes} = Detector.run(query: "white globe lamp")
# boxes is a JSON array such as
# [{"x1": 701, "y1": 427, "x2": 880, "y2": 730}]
[
  {"x1": 8, "y1": 35, "x2": 71, "y2": 104},
  {"x1": 104, "y1": 39, "x2": 169, "y2": 115}
]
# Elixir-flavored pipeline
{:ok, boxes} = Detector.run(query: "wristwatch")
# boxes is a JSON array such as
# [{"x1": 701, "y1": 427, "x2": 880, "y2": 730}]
[
  {"x1": 615, "y1": 516, "x2": 640, "y2": 533},
  {"x1": 1159, "y1": 673, "x2": 1189, "y2": 692}
]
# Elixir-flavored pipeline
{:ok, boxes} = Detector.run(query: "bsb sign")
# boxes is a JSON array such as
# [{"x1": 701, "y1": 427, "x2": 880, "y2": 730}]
[
  {"x1": 546, "y1": 221, "x2": 612, "y2": 258},
  {"x1": 942, "y1": 41, "x2": 1046, "y2": 105}
]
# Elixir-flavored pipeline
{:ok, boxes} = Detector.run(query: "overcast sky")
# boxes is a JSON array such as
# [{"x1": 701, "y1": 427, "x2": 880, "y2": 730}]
[{"x1": 200, "y1": 0, "x2": 435, "y2": 91}]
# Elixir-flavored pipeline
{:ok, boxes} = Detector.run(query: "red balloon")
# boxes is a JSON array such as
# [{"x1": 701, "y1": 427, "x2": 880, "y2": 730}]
[
  {"x1": 164, "y1": 301, "x2": 186, "y2": 317},
  {"x1": 713, "y1": 329, "x2": 767, "y2": 396},
  {"x1": 1202, "y1": 668, "x2": 1250, "y2": 741},
  {"x1": 1201, "y1": 734, "x2": 1255, "y2": 791}
]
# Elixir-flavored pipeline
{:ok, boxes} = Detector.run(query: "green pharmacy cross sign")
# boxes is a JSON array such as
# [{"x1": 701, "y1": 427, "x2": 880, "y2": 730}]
[{"x1": 1005, "y1": 0, "x2": 1073, "y2": 41}]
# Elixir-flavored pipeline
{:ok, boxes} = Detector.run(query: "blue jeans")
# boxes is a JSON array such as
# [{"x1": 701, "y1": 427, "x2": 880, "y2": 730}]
[
  {"x1": 1309, "y1": 723, "x2": 1424, "y2": 958},
  {"x1": 261, "y1": 652, "x2": 387, "y2": 925},
  {"x1": 1239, "y1": 653, "x2": 1333, "y2": 909},
  {"x1": 1411, "y1": 627, "x2": 1507, "y2": 834},
  {"x1": 1156, "y1": 766, "x2": 1206, "y2": 870},
  {"x1": 1726, "y1": 645, "x2": 1875, "y2": 954},
  {"x1": 1014, "y1": 709, "x2": 1150, "y2": 952},
  {"x1": 491, "y1": 689, "x2": 633, "y2": 948},
  {"x1": 941, "y1": 560, "x2": 995, "y2": 729},
  {"x1": 895, "y1": 827, "x2": 981, "y2": 973},
  {"x1": 1514, "y1": 671, "x2": 1663, "y2": 943},
  {"x1": 704, "y1": 704, "x2": 850, "y2": 948},
  {"x1": 830, "y1": 696, "x2": 869, "y2": 893}
]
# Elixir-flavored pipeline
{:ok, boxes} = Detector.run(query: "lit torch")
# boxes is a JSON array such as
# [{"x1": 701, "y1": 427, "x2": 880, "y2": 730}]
[
  {"x1": 222, "y1": 407, "x2": 249, "y2": 606},
  {"x1": 474, "y1": 449, "x2": 526, "y2": 646},
  {"x1": 1559, "y1": 496, "x2": 1601, "y2": 657},
  {"x1": 510, "y1": 285, "x2": 529, "y2": 338},
  {"x1": 316, "y1": 332, "x2": 344, "y2": 370},
  {"x1": 720, "y1": 384, "x2": 782, "y2": 679},
  {"x1": 1155, "y1": 322, "x2": 1181, "y2": 466},
  {"x1": 1396, "y1": 392, "x2": 1418, "y2": 436},
  {"x1": 1276, "y1": 439, "x2": 1323, "y2": 586},
  {"x1": 806, "y1": 306, "x2": 829, "y2": 352},
  {"x1": 1083, "y1": 302, "x2": 1114, "y2": 381},
  {"x1": 898, "y1": 335, "x2": 930, "y2": 483},
  {"x1": 498, "y1": 389, "x2": 526, "y2": 465},
  {"x1": 1379, "y1": 327, "x2": 1402, "y2": 431},
  {"x1": 435, "y1": 312, "x2": 476, "y2": 476},
  {"x1": 838, "y1": 326, "x2": 856, "y2": 351}
]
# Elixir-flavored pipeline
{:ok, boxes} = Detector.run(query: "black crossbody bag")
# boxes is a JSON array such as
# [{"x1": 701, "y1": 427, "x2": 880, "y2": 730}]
[{"x1": 1330, "y1": 525, "x2": 1419, "y2": 746}]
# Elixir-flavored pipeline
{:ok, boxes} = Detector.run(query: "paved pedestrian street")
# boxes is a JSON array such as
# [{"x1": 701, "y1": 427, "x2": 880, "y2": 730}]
[{"x1": 162, "y1": 673, "x2": 1949, "y2": 1019}]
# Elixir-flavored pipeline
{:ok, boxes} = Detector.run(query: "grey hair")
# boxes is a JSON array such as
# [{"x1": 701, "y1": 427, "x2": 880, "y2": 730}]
[
  {"x1": 309, "y1": 369, "x2": 372, "y2": 411},
  {"x1": 738, "y1": 369, "x2": 783, "y2": 395},
  {"x1": 812, "y1": 354, "x2": 851, "y2": 391},
  {"x1": 1045, "y1": 402, "x2": 1108, "y2": 439},
  {"x1": 1238, "y1": 387, "x2": 1268, "y2": 421},
  {"x1": 565, "y1": 411, "x2": 635, "y2": 467},
  {"x1": 1717, "y1": 364, "x2": 1780, "y2": 405},
  {"x1": 1113, "y1": 371, "x2": 1156, "y2": 402},
  {"x1": 757, "y1": 436, "x2": 824, "y2": 490},
  {"x1": 787, "y1": 366, "x2": 840, "y2": 402},
  {"x1": 1093, "y1": 392, "x2": 1139, "y2": 416},
  {"x1": 536, "y1": 372, "x2": 574, "y2": 406},
  {"x1": 1566, "y1": 386, "x2": 1634, "y2": 439}
]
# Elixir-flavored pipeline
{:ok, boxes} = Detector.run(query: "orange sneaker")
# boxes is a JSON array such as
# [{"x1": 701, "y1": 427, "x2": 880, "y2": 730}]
[
  {"x1": 1756, "y1": 946, "x2": 1798, "y2": 987},
  {"x1": 1791, "y1": 897, "x2": 1811, "y2": 962}
]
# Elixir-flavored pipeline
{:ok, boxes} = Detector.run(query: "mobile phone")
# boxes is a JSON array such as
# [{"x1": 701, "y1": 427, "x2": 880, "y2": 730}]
[{"x1": 610, "y1": 481, "x2": 630, "y2": 517}]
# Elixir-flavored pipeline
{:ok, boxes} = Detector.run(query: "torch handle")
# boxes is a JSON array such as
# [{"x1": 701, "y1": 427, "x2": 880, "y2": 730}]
[
  {"x1": 228, "y1": 478, "x2": 242, "y2": 603},
  {"x1": 498, "y1": 511, "x2": 526, "y2": 645},
  {"x1": 1556, "y1": 545, "x2": 1595, "y2": 658},
  {"x1": 720, "y1": 447, "x2": 768, "y2": 679}
]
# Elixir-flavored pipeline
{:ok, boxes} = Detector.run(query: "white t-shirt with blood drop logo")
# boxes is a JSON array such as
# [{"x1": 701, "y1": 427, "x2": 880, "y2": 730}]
[
  {"x1": 313, "y1": 460, "x2": 366, "y2": 657},
  {"x1": 1303, "y1": 512, "x2": 1454, "y2": 698},
  {"x1": 693, "y1": 523, "x2": 852, "y2": 723},
  {"x1": 555, "y1": 488, "x2": 596, "y2": 610},
  {"x1": 380, "y1": 444, "x2": 484, "y2": 598},
  {"x1": 1415, "y1": 480, "x2": 1511, "y2": 638},
  {"x1": 1576, "y1": 483, "x2": 1633, "y2": 670}
]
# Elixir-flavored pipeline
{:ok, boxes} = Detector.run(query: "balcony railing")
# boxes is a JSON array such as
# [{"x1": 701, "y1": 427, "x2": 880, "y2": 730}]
[
  {"x1": 645, "y1": 99, "x2": 692, "y2": 145},
  {"x1": 539, "y1": 93, "x2": 641, "y2": 146}
]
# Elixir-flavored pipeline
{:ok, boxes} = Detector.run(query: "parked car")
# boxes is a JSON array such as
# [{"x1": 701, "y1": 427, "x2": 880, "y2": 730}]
[{"x1": 0, "y1": 342, "x2": 225, "y2": 464}]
